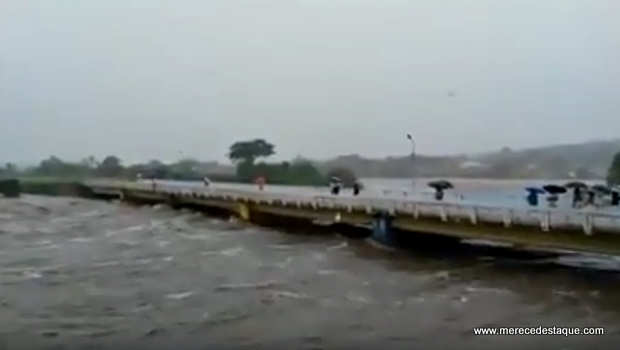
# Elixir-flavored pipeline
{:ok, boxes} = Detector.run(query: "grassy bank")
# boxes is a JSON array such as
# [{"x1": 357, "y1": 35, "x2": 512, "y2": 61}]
[
  {"x1": 16, "y1": 177, "x2": 94, "y2": 198},
  {"x1": 0, "y1": 179, "x2": 20, "y2": 198}
]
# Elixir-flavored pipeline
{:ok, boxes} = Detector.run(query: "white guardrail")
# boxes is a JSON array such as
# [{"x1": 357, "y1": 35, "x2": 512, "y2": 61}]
[{"x1": 85, "y1": 179, "x2": 620, "y2": 236}]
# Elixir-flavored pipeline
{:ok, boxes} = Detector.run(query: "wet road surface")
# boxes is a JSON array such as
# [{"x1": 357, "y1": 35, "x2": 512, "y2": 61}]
[{"x1": 1, "y1": 196, "x2": 620, "y2": 349}]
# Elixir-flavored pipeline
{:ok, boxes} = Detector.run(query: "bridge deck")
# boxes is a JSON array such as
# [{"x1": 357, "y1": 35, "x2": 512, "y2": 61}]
[{"x1": 85, "y1": 179, "x2": 620, "y2": 236}]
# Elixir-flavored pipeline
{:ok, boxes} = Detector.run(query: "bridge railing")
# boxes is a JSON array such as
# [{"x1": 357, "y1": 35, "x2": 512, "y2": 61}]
[{"x1": 84, "y1": 179, "x2": 620, "y2": 235}]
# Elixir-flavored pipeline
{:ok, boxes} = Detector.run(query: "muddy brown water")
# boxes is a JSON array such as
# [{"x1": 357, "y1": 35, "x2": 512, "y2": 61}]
[{"x1": 0, "y1": 196, "x2": 619, "y2": 349}]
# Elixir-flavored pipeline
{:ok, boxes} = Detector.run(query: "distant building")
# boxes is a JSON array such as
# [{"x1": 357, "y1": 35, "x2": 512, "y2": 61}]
[{"x1": 459, "y1": 161, "x2": 488, "y2": 169}]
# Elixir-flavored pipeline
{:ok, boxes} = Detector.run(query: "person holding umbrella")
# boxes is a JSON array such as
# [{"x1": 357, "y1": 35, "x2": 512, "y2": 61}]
[
  {"x1": 428, "y1": 180, "x2": 453, "y2": 201},
  {"x1": 565, "y1": 181, "x2": 587, "y2": 208},
  {"x1": 330, "y1": 176, "x2": 341, "y2": 195},
  {"x1": 524, "y1": 187, "x2": 544, "y2": 207},
  {"x1": 255, "y1": 175, "x2": 266, "y2": 191},
  {"x1": 542, "y1": 184, "x2": 567, "y2": 208},
  {"x1": 585, "y1": 189, "x2": 596, "y2": 207},
  {"x1": 591, "y1": 184, "x2": 612, "y2": 207},
  {"x1": 611, "y1": 187, "x2": 620, "y2": 207},
  {"x1": 352, "y1": 181, "x2": 362, "y2": 196}
]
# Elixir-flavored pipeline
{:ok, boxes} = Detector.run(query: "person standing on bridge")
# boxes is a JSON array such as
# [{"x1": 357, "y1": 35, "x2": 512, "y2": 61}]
[
  {"x1": 255, "y1": 175, "x2": 266, "y2": 191},
  {"x1": 330, "y1": 176, "x2": 341, "y2": 195},
  {"x1": 352, "y1": 181, "x2": 362, "y2": 196},
  {"x1": 611, "y1": 189, "x2": 620, "y2": 207}
]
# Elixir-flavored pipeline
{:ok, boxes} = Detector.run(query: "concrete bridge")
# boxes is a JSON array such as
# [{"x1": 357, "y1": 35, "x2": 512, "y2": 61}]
[{"x1": 84, "y1": 179, "x2": 620, "y2": 256}]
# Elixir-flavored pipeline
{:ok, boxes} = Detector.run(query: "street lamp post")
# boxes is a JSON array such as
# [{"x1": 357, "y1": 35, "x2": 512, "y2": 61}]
[{"x1": 406, "y1": 133, "x2": 416, "y2": 196}]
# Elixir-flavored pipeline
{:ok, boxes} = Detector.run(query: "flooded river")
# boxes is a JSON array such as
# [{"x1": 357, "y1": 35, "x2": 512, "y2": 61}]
[{"x1": 1, "y1": 196, "x2": 619, "y2": 349}]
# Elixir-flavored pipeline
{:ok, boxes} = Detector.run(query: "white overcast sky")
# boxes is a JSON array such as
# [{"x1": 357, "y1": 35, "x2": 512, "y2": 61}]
[{"x1": 1, "y1": 0, "x2": 619, "y2": 164}]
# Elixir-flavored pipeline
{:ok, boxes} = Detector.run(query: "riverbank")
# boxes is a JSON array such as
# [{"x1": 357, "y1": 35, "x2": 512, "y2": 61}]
[{"x1": 4, "y1": 177, "x2": 94, "y2": 198}]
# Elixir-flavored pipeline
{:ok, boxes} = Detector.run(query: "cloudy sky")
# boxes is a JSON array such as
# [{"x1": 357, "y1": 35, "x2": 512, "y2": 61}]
[{"x1": 1, "y1": 0, "x2": 619, "y2": 164}]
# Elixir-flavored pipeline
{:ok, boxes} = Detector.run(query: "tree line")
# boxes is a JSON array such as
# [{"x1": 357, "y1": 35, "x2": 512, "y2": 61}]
[
  {"x1": 0, "y1": 139, "x2": 358, "y2": 187},
  {"x1": 3, "y1": 139, "x2": 619, "y2": 186},
  {"x1": 607, "y1": 152, "x2": 620, "y2": 186}
]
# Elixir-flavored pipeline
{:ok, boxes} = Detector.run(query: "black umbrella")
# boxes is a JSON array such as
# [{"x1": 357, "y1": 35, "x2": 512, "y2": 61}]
[
  {"x1": 525, "y1": 187, "x2": 545, "y2": 195},
  {"x1": 564, "y1": 181, "x2": 588, "y2": 189},
  {"x1": 591, "y1": 184, "x2": 611, "y2": 194},
  {"x1": 428, "y1": 180, "x2": 453, "y2": 190},
  {"x1": 542, "y1": 184, "x2": 567, "y2": 195}
]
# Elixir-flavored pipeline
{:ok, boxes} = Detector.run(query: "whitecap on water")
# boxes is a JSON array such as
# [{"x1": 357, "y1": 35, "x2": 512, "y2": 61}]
[
  {"x1": 268, "y1": 290, "x2": 310, "y2": 300},
  {"x1": 464, "y1": 286, "x2": 510, "y2": 295},
  {"x1": 75, "y1": 210, "x2": 102, "y2": 218},
  {"x1": 269, "y1": 244, "x2": 294, "y2": 250},
  {"x1": 94, "y1": 261, "x2": 121, "y2": 268},
  {"x1": 220, "y1": 247, "x2": 243, "y2": 257},
  {"x1": 345, "y1": 291, "x2": 372, "y2": 304},
  {"x1": 201, "y1": 246, "x2": 244, "y2": 257},
  {"x1": 215, "y1": 280, "x2": 280, "y2": 291},
  {"x1": 69, "y1": 237, "x2": 94, "y2": 243},
  {"x1": 35, "y1": 240, "x2": 53, "y2": 246},
  {"x1": 22, "y1": 271, "x2": 42, "y2": 279},
  {"x1": 327, "y1": 242, "x2": 348, "y2": 251},
  {"x1": 175, "y1": 231, "x2": 213, "y2": 241},
  {"x1": 105, "y1": 224, "x2": 147, "y2": 237},
  {"x1": 166, "y1": 291, "x2": 195, "y2": 300}
]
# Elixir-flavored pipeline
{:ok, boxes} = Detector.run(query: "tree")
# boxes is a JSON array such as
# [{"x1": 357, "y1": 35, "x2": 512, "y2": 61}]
[
  {"x1": 96, "y1": 155, "x2": 123, "y2": 177},
  {"x1": 4, "y1": 163, "x2": 17, "y2": 176},
  {"x1": 81, "y1": 156, "x2": 98, "y2": 169},
  {"x1": 228, "y1": 139, "x2": 275, "y2": 164},
  {"x1": 36, "y1": 156, "x2": 66, "y2": 176},
  {"x1": 575, "y1": 167, "x2": 595, "y2": 179},
  {"x1": 607, "y1": 152, "x2": 620, "y2": 186}
]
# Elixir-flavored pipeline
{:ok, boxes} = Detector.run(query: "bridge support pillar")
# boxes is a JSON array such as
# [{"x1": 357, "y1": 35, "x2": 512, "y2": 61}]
[
  {"x1": 167, "y1": 194, "x2": 182, "y2": 209},
  {"x1": 238, "y1": 203, "x2": 251, "y2": 221},
  {"x1": 371, "y1": 212, "x2": 396, "y2": 246}
]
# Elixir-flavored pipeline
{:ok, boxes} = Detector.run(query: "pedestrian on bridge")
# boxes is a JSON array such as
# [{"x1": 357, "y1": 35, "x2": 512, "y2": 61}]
[
  {"x1": 352, "y1": 181, "x2": 362, "y2": 196},
  {"x1": 611, "y1": 189, "x2": 620, "y2": 206},
  {"x1": 542, "y1": 185, "x2": 566, "y2": 208},
  {"x1": 565, "y1": 181, "x2": 587, "y2": 208},
  {"x1": 524, "y1": 187, "x2": 544, "y2": 207},
  {"x1": 330, "y1": 176, "x2": 341, "y2": 195},
  {"x1": 255, "y1": 176, "x2": 266, "y2": 191},
  {"x1": 427, "y1": 180, "x2": 453, "y2": 201}
]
